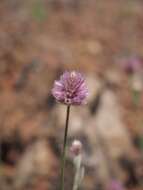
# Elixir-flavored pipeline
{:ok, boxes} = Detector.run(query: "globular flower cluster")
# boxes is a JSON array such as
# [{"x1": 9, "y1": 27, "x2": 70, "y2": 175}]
[{"x1": 52, "y1": 71, "x2": 88, "y2": 105}]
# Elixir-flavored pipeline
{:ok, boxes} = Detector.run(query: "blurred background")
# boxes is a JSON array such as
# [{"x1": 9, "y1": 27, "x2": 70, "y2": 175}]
[{"x1": 0, "y1": 0, "x2": 143, "y2": 189}]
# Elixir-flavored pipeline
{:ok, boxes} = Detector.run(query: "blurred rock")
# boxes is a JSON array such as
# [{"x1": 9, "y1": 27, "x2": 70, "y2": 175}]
[
  {"x1": 14, "y1": 138, "x2": 58, "y2": 189},
  {"x1": 84, "y1": 87, "x2": 134, "y2": 186}
]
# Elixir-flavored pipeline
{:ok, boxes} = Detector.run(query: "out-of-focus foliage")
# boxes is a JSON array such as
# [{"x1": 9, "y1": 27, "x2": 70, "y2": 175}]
[{"x1": 32, "y1": 0, "x2": 46, "y2": 21}]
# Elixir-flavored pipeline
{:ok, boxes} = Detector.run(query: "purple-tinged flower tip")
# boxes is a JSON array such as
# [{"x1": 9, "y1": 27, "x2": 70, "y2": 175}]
[
  {"x1": 52, "y1": 71, "x2": 88, "y2": 105},
  {"x1": 70, "y1": 140, "x2": 82, "y2": 156},
  {"x1": 107, "y1": 179, "x2": 124, "y2": 190},
  {"x1": 118, "y1": 56, "x2": 142, "y2": 74}
]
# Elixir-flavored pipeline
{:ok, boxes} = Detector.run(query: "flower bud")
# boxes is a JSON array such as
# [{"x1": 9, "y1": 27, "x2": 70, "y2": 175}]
[{"x1": 70, "y1": 140, "x2": 82, "y2": 156}]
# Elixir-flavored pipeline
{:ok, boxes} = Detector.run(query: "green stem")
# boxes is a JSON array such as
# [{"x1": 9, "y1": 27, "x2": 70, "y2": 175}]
[{"x1": 60, "y1": 105, "x2": 71, "y2": 190}]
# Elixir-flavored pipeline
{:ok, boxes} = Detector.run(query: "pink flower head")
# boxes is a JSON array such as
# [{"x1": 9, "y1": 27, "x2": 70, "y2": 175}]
[{"x1": 52, "y1": 71, "x2": 88, "y2": 105}]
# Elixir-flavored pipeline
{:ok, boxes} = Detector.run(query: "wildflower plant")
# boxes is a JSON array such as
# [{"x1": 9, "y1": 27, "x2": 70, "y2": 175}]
[
  {"x1": 52, "y1": 71, "x2": 88, "y2": 190},
  {"x1": 52, "y1": 71, "x2": 88, "y2": 106}
]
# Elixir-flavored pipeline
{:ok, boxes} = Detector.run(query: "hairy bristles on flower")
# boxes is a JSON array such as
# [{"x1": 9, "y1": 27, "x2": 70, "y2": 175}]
[
  {"x1": 52, "y1": 71, "x2": 88, "y2": 105},
  {"x1": 70, "y1": 140, "x2": 82, "y2": 156}
]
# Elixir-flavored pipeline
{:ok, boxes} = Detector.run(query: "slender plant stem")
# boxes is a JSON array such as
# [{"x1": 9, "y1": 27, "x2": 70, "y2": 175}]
[{"x1": 60, "y1": 105, "x2": 71, "y2": 190}]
